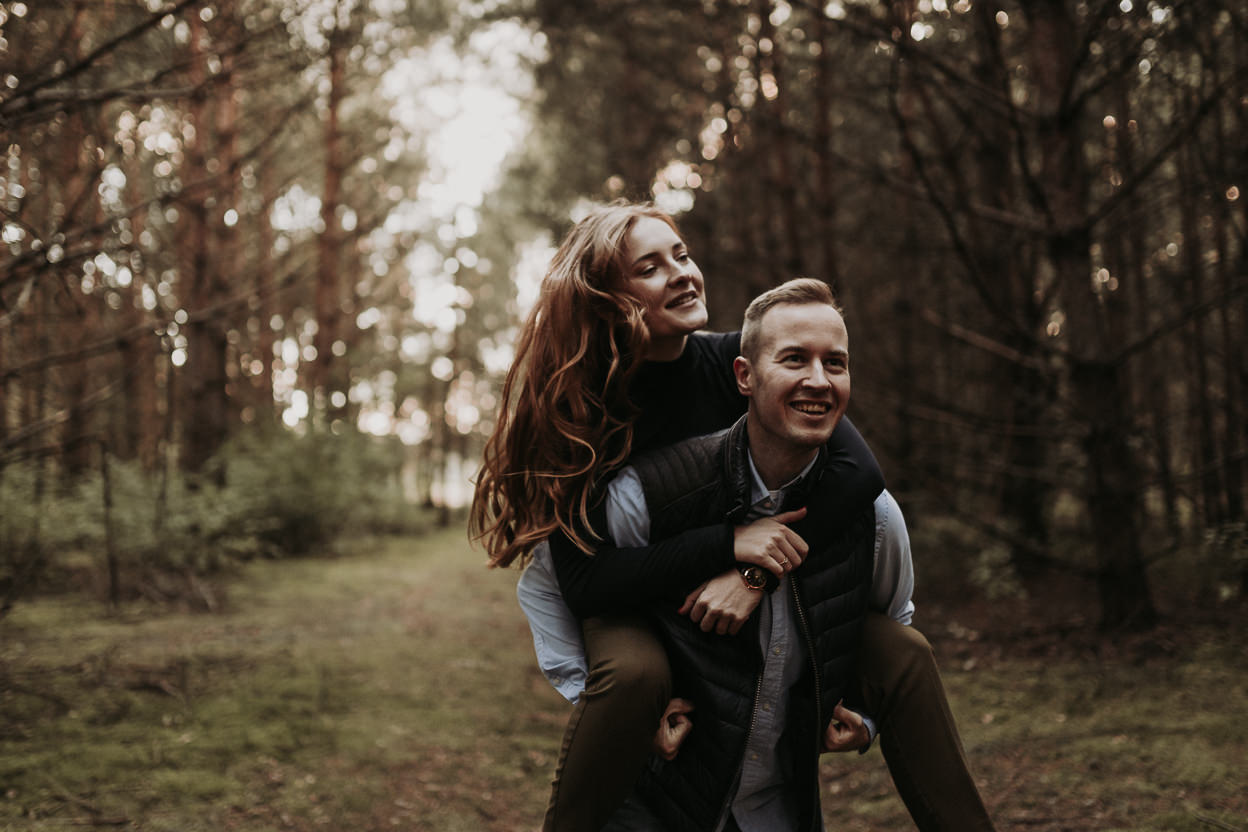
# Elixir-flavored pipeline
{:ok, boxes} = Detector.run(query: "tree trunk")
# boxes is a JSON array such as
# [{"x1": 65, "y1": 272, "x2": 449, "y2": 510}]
[
  {"x1": 811, "y1": 6, "x2": 840, "y2": 294},
  {"x1": 314, "y1": 26, "x2": 346, "y2": 423},
  {"x1": 255, "y1": 155, "x2": 277, "y2": 425},
  {"x1": 1029, "y1": 0, "x2": 1155, "y2": 629},
  {"x1": 1112, "y1": 80, "x2": 1181, "y2": 540},
  {"x1": 971, "y1": 2, "x2": 1052, "y2": 576},
  {"x1": 119, "y1": 167, "x2": 159, "y2": 469},
  {"x1": 758, "y1": 0, "x2": 805, "y2": 279},
  {"x1": 1178, "y1": 143, "x2": 1224, "y2": 525},
  {"x1": 180, "y1": 13, "x2": 229, "y2": 477}
]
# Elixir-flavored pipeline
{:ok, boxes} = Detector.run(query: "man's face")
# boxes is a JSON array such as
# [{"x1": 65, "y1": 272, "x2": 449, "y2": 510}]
[{"x1": 733, "y1": 302, "x2": 850, "y2": 453}]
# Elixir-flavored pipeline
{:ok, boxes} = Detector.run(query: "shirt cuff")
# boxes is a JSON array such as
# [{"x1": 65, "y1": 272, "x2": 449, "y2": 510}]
[{"x1": 859, "y1": 714, "x2": 878, "y2": 754}]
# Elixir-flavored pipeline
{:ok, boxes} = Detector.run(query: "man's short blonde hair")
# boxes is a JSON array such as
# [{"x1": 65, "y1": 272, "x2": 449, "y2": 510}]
[{"x1": 740, "y1": 278, "x2": 842, "y2": 361}]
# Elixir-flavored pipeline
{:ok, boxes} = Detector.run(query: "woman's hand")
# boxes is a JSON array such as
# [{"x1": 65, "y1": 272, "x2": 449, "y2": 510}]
[
  {"x1": 822, "y1": 701, "x2": 871, "y2": 752},
  {"x1": 732, "y1": 508, "x2": 809, "y2": 576},
  {"x1": 653, "y1": 698, "x2": 695, "y2": 760},
  {"x1": 678, "y1": 570, "x2": 764, "y2": 635}
]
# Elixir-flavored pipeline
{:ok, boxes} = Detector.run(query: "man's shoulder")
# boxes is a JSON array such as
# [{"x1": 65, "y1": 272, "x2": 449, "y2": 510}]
[
  {"x1": 687, "y1": 330, "x2": 741, "y2": 367},
  {"x1": 630, "y1": 428, "x2": 728, "y2": 484},
  {"x1": 628, "y1": 428, "x2": 731, "y2": 515}
]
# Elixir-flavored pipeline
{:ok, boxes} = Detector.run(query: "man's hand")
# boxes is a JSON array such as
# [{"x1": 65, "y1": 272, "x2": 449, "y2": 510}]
[
  {"x1": 733, "y1": 508, "x2": 809, "y2": 576},
  {"x1": 823, "y1": 701, "x2": 871, "y2": 753},
  {"x1": 653, "y1": 698, "x2": 695, "y2": 760},
  {"x1": 678, "y1": 570, "x2": 764, "y2": 635}
]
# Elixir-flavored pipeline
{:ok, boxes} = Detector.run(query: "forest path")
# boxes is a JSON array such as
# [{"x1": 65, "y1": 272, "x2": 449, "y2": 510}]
[{"x1": 2, "y1": 528, "x2": 1244, "y2": 831}]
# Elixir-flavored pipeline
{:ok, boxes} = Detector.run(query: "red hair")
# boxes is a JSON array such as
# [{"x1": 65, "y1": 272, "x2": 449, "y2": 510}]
[{"x1": 470, "y1": 202, "x2": 681, "y2": 567}]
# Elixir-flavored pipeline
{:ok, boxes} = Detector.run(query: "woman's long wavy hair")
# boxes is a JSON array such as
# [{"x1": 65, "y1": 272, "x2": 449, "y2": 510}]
[{"x1": 470, "y1": 202, "x2": 681, "y2": 568}]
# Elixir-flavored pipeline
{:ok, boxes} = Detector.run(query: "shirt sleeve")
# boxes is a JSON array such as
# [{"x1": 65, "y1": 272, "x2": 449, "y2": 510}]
[
  {"x1": 604, "y1": 467, "x2": 650, "y2": 546},
  {"x1": 870, "y1": 489, "x2": 916, "y2": 626},
  {"x1": 515, "y1": 540, "x2": 588, "y2": 703}
]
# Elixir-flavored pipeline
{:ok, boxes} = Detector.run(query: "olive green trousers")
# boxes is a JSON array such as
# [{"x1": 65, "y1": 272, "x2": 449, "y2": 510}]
[{"x1": 542, "y1": 612, "x2": 996, "y2": 832}]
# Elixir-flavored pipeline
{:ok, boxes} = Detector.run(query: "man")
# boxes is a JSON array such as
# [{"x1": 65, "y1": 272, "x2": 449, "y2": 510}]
[{"x1": 521, "y1": 279, "x2": 995, "y2": 831}]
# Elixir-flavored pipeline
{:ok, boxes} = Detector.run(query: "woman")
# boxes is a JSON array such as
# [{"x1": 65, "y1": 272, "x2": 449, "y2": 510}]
[{"x1": 470, "y1": 202, "x2": 888, "y2": 830}]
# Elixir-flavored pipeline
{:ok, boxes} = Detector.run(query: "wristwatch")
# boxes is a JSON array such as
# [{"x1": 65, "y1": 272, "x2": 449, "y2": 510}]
[{"x1": 738, "y1": 565, "x2": 767, "y2": 591}]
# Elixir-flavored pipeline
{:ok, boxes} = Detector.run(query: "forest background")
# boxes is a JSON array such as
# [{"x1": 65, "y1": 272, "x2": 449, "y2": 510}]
[{"x1": 1, "y1": 0, "x2": 1246, "y2": 830}]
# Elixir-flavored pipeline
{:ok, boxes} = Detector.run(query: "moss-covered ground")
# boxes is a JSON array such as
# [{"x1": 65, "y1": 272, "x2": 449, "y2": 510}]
[{"x1": 2, "y1": 528, "x2": 1245, "y2": 831}]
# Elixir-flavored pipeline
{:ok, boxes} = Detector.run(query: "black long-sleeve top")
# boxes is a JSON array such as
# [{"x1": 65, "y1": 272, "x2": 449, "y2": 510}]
[{"x1": 550, "y1": 331, "x2": 884, "y2": 618}]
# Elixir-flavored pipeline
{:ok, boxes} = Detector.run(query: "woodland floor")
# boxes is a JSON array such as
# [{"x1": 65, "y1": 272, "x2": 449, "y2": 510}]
[{"x1": 1, "y1": 527, "x2": 1245, "y2": 832}]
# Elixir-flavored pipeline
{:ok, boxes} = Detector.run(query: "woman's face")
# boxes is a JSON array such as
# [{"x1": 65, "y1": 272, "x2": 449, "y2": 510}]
[{"x1": 620, "y1": 216, "x2": 707, "y2": 359}]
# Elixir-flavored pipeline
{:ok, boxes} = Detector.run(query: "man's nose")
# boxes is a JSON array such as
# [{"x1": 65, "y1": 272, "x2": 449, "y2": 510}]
[{"x1": 802, "y1": 361, "x2": 832, "y2": 389}]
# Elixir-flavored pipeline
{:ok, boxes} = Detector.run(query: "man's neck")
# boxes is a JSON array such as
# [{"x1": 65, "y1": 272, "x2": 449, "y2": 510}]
[{"x1": 744, "y1": 420, "x2": 819, "y2": 491}]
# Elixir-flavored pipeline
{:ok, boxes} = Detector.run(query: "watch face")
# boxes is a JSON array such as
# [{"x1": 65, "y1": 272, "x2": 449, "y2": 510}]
[{"x1": 742, "y1": 566, "x2": 766, "y2": 589}]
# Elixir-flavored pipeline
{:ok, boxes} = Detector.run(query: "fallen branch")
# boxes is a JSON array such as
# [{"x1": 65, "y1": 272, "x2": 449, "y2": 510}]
[
  {"x1": 41, "y1": 774, "x2": 131, "y2": 827},
  {"x1": 1194, "y1": 814, "x2": 1246, "y2": 832}
]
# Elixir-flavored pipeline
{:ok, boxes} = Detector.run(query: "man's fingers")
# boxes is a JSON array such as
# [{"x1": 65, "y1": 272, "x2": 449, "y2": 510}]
[
  {"x1": 668, "y1": 697, "x2": 695, "y2": 716},
  {"x1": 655, "y1": 698, "x2": 697, "y2": 760},
  {"x1": 782, "y1": 526, "x2": 810, "y2": 558},
  {"x1": 832, "y1": 701, "x2": 863, "y2": 727},
  {"x1": 824, "y1": 701, "x2": 869, "y2": 753},
  {"x1": 771, "y1": 507, "x2": 807, "y2": 525},
  {"x1": 777, "y1": 538, "x2": 803, "y2": 570}
]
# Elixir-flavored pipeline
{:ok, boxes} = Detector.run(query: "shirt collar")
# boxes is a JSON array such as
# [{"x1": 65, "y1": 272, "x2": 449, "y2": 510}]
[{"x1": 745, "y1": 450, "x2": 820, "y2": 509}]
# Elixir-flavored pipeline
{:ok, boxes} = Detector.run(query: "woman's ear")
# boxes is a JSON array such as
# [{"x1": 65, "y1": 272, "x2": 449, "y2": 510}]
[{"x1": 733, "y1": 355, "x2": 752, "y2": 396}]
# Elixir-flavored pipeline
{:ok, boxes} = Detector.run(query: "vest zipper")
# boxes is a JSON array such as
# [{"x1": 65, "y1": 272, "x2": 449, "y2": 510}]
[
  {"x1": 792, "y1": 579, "x2": 826, "y2": 828},
  {"x1": 792, "y1": 579, "x2": 824, "y2": 740},
  {"x1": 715, "y1": 666, "x2": 764, "y2": 832}
]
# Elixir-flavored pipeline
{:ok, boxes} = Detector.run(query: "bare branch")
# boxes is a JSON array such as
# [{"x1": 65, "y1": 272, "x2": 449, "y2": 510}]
[
  {"x1": 887, "y1": 57, "x2": 1038, "y2": 346},
  {"x1": 0, "y1": 0, "x2": 204, "y2": 121},
  {"x1": 918, "y1": 308, "x2": 1056, "y2": 369},
  {"x1": 1, "y1": 251, "x2": 315, "y2": 384},
  {"x1": 1114, "y1": 263, "x2": 1248, "y2": 366},
  {"x1": 1077, "y1": 69, "x2": 1245, "y2": 236}
]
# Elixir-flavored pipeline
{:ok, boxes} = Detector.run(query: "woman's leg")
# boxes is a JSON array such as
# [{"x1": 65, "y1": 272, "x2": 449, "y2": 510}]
[
  {"x1": 544, "y1": 614, "x2": 671, "y2": 832},
  {"x1": 858, "y1": 613, "x2": 996, "y2": 832}
]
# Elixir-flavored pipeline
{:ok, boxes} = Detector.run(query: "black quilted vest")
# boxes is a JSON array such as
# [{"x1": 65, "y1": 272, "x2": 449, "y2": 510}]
[{"x1": 628, "y1": 416, "x2": 877, "y2": 832}]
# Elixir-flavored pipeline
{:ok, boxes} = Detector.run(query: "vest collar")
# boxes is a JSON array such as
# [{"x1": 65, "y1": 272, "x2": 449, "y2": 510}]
[{"x1": 721, "y1": 414, "x2": 828, "y2": 521}]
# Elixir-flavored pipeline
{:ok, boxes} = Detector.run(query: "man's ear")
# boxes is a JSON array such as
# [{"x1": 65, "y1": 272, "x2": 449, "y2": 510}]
[{"x1": 733, "y1": 355, "x2": 752, "y2": 396}]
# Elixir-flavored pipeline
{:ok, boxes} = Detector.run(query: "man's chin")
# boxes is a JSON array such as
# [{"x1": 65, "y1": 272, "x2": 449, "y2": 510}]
[
  {"x1": 785, "y1": 418, "x2": 841, "y2": 448},
  {"x1": 785, "y1": 428, "x2": 835, "y2": 449}
]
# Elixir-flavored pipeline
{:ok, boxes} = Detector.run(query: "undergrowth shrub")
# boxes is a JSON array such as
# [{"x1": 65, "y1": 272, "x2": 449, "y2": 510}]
[{"x1": 0, "y1": 427, "x2": 431, "y2": 611}]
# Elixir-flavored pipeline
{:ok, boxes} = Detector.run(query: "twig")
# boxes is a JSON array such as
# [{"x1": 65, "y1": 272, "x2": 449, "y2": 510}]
[
  {"x1": 1193, "y1": 814, "x2": 1247, "y2": 832},
  {"x1": 2, "y1": 0, "x2": 203, "y2": 115},
  {"x1": 41, "y1": 774, "x2": 131, "y2": 826}
]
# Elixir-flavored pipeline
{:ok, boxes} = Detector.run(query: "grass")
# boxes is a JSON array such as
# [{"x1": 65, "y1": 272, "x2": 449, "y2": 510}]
[{"x1": 1, "y1": 528, "x2": 1245, "y2": 831}]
